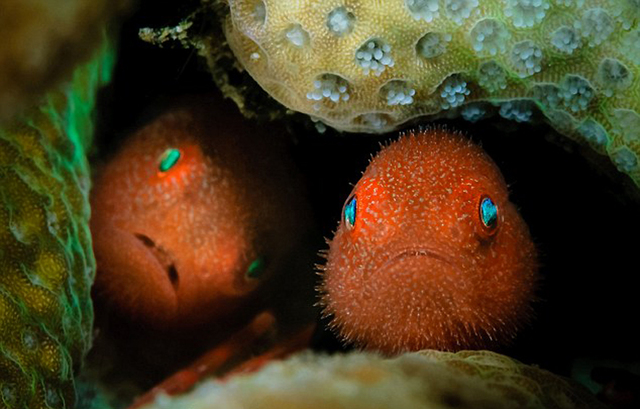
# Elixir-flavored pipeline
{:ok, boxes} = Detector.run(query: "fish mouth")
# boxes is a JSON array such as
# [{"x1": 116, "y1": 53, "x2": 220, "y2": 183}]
[
  {"x1": 380, "y1": 246, "x2": 456, "y2": 273},
  {"x1": 134, "y1": 233, "x2": 180, "y2": 289}
]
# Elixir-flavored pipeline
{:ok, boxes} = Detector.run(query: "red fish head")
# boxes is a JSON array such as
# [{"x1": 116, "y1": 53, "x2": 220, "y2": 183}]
[
  {"x1": 91, "y1": 107, "x2": 302, "y2": 329},
  {"x1": 321, "y1": 129, "x2": 538, "y2": 354}
]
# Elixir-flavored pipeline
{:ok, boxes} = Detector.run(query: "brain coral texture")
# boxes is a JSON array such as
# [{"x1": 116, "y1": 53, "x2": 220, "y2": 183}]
[
  {"x1": 223, "y1": 0, "x2": 640, "y2": 185},
  {"x1": 0, "y1": 35, "x2": 113, "y2": 408}
]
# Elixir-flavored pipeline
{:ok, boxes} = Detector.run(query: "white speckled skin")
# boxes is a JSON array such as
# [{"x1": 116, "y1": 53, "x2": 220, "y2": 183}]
[{"x1": 223, "y1": 0, "x2": 640, "y2": 185}]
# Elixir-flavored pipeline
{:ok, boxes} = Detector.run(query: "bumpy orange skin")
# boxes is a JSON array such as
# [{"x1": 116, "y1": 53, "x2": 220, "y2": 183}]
[
  {"x1": 321, "y1": 128, "x2": 538, "y2": 355},
  {"x1": 90, "y1": 96, "x2": 308, "y2": 330}
]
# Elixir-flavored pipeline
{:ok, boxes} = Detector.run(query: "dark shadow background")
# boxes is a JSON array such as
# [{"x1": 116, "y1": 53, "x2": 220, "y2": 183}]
[{"x1": 92, "y1": 0, "x2": 640, "y2": 395}]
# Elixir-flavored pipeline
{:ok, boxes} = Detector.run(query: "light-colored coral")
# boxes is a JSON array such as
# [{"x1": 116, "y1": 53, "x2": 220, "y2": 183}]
[
  {"x1": 139, "y1": 350, "x2": 606, "y2": 409},
  {"x1": 0, "y1": 0, "x2": 128, "y2": 119},
  {"x1": 222, "y1": 0, "x2": 640, "y2": 185}
]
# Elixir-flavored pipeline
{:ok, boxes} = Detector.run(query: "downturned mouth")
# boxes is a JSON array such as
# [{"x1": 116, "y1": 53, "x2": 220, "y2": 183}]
[
  {"x1": 134, "y1": 233, "x2": 179, "y2": 288},
  {"x1": 380, "y1": 247, "x2": 455, "y2": 272}
]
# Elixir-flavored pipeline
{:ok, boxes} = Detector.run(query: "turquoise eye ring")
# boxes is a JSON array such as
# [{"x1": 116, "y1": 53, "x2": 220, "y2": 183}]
[
  {"x1": 343, "y1": 195, "x2": 357, "y2": 229},
  {"x1": 158, "y1": 148, "x2": 181, "y2": 172},
  {"x1": 479, "y1": 195, "x2": 498, "y2": 233}
]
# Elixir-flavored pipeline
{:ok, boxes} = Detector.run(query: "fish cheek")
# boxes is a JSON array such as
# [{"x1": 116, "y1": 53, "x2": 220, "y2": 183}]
[
  {"x1": 437, "y1": 191, "x2": 500, "y2": 273},
  {"x1": 346, "y1": 177, "x2": 396, "y2": 244},
  {"x1": 446, "y1": 179, "x2": 503, "y2": 245},
  {"x1": 492, "y1": 203, "x2": 537, "y2": 271},
  {"x1": 322, "y1": 231, "x2": 371, "y2": 317},
  {"x1": 202, "y1": 223, "x2": 250, "y2": 294},
  {"x1": 332, "y1": 178, "x2": 396, "y2": 293},
  {"x1": 469, "y1": 198, "x2": 530, "y2": 289}
]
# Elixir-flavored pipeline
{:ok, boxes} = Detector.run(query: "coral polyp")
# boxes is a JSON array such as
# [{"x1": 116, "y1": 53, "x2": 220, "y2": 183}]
[{"x1": 222, "y1": 0, "x2": 640, "y2": 185}]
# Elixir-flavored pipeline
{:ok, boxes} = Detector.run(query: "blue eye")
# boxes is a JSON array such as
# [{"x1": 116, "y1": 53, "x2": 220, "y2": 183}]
[
  {"x1": 246, "y1": 256, "x2": 266, "y2": 279},
  {"x1": 158, "y1": 148, "x2": 181, "y2": 172},
  {"x1": 479, "y1": 196, "x2": 498, "y2": 231},
  {"x1": 344, "y1": 195, "x2": 357, "y2": 228}
]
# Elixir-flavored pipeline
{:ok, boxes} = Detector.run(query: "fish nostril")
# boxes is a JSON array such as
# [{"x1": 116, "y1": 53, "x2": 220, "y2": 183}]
[{"x1": 134, "y1": 233, "x2": 156, "y2": 248}]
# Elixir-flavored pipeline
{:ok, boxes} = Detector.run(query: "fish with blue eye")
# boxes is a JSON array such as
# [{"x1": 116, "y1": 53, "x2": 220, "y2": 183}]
[
  {"x1": 343, "y1": 195, "x2": 357, "y2": 228},
  {"x1": 91, "y1": 96, "x2": 318, "y2": 406},
  {"x1": 320, "y1": 128, "x2": 538, "y2": 355},
  {"x1": 90, "y1": 96, "x2": 314, "y2": 332},
  {"x1": 479, "y1": 196, "x2": 498, "y2": 231}
]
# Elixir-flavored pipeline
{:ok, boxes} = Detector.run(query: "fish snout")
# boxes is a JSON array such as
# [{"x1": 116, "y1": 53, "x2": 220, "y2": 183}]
[{"x1": 92, "y1": 225, "x2": 180, "y2": 325}]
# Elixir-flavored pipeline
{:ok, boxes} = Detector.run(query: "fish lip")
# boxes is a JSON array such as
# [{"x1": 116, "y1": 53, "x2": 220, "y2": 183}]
[
  {"x1": 133, "y1": 232, "x2": 180, "y2": 290},
  {"x1": 379, "y1": 246, "x2": 457, "y2": 273},
  {"x1": 92, "y1": 222, "x2": 180, "y2": 322}
]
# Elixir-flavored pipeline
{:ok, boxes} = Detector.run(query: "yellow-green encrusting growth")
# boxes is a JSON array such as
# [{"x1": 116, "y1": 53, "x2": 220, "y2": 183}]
[
  {"x1": 222, "y1": 0, "x2": 640, "y2": 185},
  {"x1": 0, "y1": 35, "x2": 115, "y2": 408}
]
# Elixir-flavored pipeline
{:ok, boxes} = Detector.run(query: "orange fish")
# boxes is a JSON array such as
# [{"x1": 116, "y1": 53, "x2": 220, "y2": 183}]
[
  {"x1": 320, "y1": 128, "x2": 538, "y2": 355},
  {"x1": 90, "y1": 96, "x2": 313, "y2": 331}
]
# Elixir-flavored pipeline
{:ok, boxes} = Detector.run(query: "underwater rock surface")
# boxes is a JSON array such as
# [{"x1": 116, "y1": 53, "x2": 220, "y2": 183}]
[
  {"x1": 138, "y1": 349, "x2": 607, "y2": 409},
  {"x1": 219, "y1": 0, "x2": 640, "y2": 185}
]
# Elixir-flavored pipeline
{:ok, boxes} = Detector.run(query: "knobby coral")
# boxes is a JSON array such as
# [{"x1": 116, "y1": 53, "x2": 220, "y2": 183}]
[
  {"x1": 219, "y1": 0, "x2": 640, "y2": 185},
  {"x1": 137, "y1": 349, "x2": 607, "y2": 409},
  {"x1": 0, "y1": 34, "x2": 115, "y2": 408}
]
